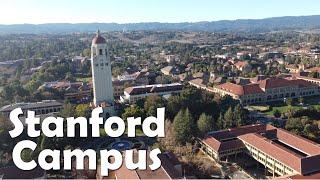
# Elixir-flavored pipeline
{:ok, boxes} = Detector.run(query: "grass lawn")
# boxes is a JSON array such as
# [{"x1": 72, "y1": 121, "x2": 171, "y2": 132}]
[
  {"x1": 247, "y1": 105, "x2": 270, "y2": 112},
  {"x1": 76, "y1": 77, "x2": 92, "y2": 82},
  {"x1": 263, "y1": 95, "x2": 320, "y2": 116},
  {"x1": 264, "y1": 105, "x2": 301, "y2": 116}
]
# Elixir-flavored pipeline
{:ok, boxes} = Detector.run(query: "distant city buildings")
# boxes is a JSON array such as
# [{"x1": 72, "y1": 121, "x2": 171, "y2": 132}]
[{"x1": 200, "y1": 124, "x2": 320, "y2": 178}]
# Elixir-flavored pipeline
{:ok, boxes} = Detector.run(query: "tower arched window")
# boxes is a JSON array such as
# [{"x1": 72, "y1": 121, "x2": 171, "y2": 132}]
[{"x1": 99, "y1": 49, "x2": 103, "y2": 55}]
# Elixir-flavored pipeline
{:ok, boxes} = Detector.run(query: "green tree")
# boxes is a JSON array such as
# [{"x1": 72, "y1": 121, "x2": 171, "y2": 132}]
[
  {"x1": 285, "y1": 98, "x2": 293, "y2": 106},
  {"x1": 173, "y1": 108, "x2": 195, "y2": 144},
  {"x1": 59, "y1": 103, "x2": 75, "y2": 117},
  {"x1": 273, "y1": 109, "x2": 281, "y2": 118},
  {"x1": 303, "y1": 123, "x2": 319, "y2": 139},
  {"x1": 144, "y1": 95, "x2": 166, "y2": 117},
  {"x1": 179, "y1": 86, "x2": 203, "y2": 117},
  {"x1": 65, "y1": 72, "x2": 76, "y2": 82},
  {"x1": 224, "y1": 107, "x2": 235, "y2": 128},
  {"x1": 285, "y1": 118, "x2": 304, "y2": 135},
  {"x1": 216, "y1": 112, "x2": 224, "y2": 130},
  {"x1": 219, "y1": 95, "x2": 238, "y2": 113},
  {"x1": 121, "y1": 105, "x2": 144, "y2": 120},
  {"x1": 82, "y1": 48, "x2": 91, "y2": 57},
  {"x1": 75, "y1": 104, "x2": 91, "y2": 117},
  {"x1": 308, "y1": 71, "x2": 318, "y2": 78},
  {"x1": 270, "y1": 119, "x2": 280, "y2": 128},
  {"x1": 234, "y1": 104, "x2": 248, "y2": 126},
  {"x1": 166, "y1": 95, "x2": 181, "y2": 119},
  {"x1": 197, "y1": 113, "x2": 214, "y2": 135}
]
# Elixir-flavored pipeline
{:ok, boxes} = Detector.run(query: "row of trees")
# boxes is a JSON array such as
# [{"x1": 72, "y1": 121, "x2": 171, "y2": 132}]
[
  {"x1": 283, "y1": 106, "x2": 320, "y2": 142},
  {"x1": 120, "y1": 86, "x2": 250, "y2": 145}
]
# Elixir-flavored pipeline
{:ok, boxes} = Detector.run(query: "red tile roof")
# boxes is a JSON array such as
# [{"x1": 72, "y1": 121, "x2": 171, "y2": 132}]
[
  {"x1": 258, "y1": 77, "x2": 317, "y2": 89},
  {"x1": 217, "y1": 77, "x2": 317, "y2": 97},
  {"x1": 258, "y1": 77, "x2": 292, "y2": 89},
  {"x1": 217, "y1": 83, "x2": 264, "y2": 96},
  {"x1": 276, "y1": 128, "x2": 320, "y2": 156},
  {"x1": 238, "y1": 133, "x2": 303, "y2": 173},
  {"x1": 234, "y1": 61, "x2": 249, "y2": 68},
  {"x1": 202, "y1": 124, "x2": 320, "y2": 175},
  {"x1": 92, "y1": 30, "x2": 106, "y2": 44},
  {"x1": 208, "y1": 124, "x2": 273, "y2": 141},
  {"x1": 202, "y1": 124, "x2": 272, "y2": 152}
]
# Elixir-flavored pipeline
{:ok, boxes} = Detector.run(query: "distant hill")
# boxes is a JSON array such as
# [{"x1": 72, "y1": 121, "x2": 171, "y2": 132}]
[{"x1": 1, "y1": 15, "x2": 320, "y2": 34}]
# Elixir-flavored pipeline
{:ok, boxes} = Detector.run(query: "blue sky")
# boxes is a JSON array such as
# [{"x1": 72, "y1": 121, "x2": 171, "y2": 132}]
[{"x1": 1, "y1": 0, "x2": 320, "y2": 24}]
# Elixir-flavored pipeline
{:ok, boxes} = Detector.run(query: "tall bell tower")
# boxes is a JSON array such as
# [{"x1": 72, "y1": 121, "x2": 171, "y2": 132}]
[{"x1": 91, "y1": 30, "x2": 114, "y2": 115}]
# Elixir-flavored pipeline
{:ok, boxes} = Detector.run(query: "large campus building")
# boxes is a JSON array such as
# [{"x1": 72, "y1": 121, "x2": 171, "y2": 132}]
[
  {"x1": 213, "y1": 77, "x2": 320, "y2": 105},
  {"x1": 0, "y1": 100, "x2": 63, "y2": 125},
  {"x1": 120, "y1": 83, "x2": 183, "y2": 104},
  {"x1": 199, "y1": 124, "x2": 320, "y2": 178}
]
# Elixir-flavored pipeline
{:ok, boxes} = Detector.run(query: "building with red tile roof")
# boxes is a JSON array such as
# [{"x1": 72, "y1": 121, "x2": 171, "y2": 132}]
[
  {"x1": 213, "y1": 76, "x2": 320, "y2": 105},
  {"x1": 199, "y1": 124, "x2": 320, "y2": 178},
  {"x1": 233, "y1": 61, "x2": 252, "y2": 73}
]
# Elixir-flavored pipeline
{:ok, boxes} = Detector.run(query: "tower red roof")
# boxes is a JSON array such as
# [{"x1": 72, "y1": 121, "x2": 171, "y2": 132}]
[{"x1": 92, "y1": 30, "x2": 106, "y2": 44}]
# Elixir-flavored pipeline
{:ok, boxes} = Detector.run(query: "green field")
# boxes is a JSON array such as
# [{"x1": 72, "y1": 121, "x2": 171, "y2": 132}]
[
  {"x1": 76, "y1": 77, "x2": 92, "y2": 82},
  {"x1": 264, "y1": 105, "x2": 302, "y2": 116},
  {"x1": 248, "y1": 96, "x2": 320, "y2": 116}
]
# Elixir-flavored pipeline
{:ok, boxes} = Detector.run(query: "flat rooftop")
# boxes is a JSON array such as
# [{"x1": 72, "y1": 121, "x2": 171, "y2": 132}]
[{"x1": 0, "y1": 100, "x2": 63, "y2": 112}]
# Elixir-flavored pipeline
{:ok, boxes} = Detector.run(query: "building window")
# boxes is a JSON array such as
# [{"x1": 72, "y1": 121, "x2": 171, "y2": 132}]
[
  {"x1": 95, "y1": 64, "x2": 99, "y2": 67},
  {"x1": 99, "y1": 49, "x2": 103, "y2": 55},
  {"x1": 105, "y1": 63, "x2": 108, "y2": 66}
]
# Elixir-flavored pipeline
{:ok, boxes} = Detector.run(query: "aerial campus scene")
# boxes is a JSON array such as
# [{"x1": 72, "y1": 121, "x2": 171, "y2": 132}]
[{"x1": 0, "y1": 0, "x2": 320, "y2": 179}]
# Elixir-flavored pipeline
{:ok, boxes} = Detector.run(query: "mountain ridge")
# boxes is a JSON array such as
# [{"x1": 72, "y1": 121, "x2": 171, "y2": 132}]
[{"x1": 1, "y1": 15, "x2": 320, "y2": 34}]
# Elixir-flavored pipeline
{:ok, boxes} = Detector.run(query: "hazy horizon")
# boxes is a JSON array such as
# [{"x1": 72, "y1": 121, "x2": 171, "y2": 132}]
[
  {"x1": 1, "y1": 0, "x2": 320, "y2": 25},
  {"x1": 0, "y1": 14, "x2": 320, "y2": 25}
]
